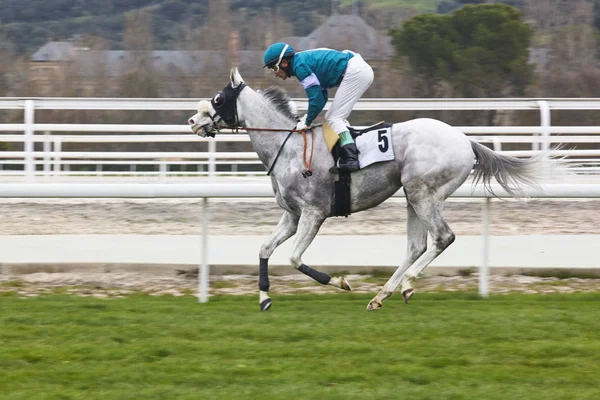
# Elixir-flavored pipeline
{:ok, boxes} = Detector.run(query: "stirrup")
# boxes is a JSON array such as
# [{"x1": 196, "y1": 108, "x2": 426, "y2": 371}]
[
  {"x1": 329, "y1": 163, "x2": 359, "y2": 174},
  {"x1": 339, "y1": 161, "x2": 359, "y2": 172}
]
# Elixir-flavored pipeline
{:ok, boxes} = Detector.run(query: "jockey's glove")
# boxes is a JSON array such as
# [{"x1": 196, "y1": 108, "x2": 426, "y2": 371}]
[{"x1": 295, "y1": 120, "x2": 312, "y2": 132}]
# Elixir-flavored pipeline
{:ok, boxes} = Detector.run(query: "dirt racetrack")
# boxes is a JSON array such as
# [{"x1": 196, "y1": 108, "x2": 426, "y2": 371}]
[
  {"x1": 1, "y1": 197, "x2": 599, "y2": 298},
  {"x1": 1, "y1": 197, "x2": 598, "y2": 236}
]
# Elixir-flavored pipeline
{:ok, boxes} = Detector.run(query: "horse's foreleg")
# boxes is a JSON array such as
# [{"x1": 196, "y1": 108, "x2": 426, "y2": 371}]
[
  {"x1": 291, "y1": 210, "x2": 351, "y2": 291},
  {"x1": 258, "y1": 211, "x2": 299, "y2": 311},
  {"x1": 368, "y1": 203, "x2": 427, "y2": 310}
]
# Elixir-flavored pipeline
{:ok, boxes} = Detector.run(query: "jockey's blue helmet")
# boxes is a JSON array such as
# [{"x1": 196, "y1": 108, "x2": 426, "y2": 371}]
[{"x1": 263, "y1": 42, "x2": 295, "y2": 68}]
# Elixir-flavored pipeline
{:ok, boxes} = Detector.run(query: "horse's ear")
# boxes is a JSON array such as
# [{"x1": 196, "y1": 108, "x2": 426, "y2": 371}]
[{"x1": 230, "y1": 68, "x2": 244, "y2": 88}]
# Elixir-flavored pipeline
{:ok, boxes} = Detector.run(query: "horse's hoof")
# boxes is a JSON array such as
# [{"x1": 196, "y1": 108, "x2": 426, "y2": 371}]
[
  {"x1": 340, "y1": 277, "x2": 352, "y2": 291},
  {"x1": 402, "y1": 288, "x2": 415, "y2": 304},
  {"x1": 330, "y1": 276, "x2": 352, "y2": 291},
  {"x1": 260, "y1": 298, "x2": 272, "y2": 312},
  {"x1": 366, "y1": 299, "x2": 382, "y2": 311}
]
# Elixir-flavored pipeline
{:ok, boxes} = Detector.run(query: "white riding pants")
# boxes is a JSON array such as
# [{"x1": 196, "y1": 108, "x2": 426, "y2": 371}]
[{"x1": 325, "y1": 52, "x2": 374, "y2": 135}]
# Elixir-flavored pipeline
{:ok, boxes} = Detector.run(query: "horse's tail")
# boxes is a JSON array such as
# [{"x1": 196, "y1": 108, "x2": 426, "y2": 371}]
[{"x1": 469, "y1": 140, "x2": 548, "y2": 197}]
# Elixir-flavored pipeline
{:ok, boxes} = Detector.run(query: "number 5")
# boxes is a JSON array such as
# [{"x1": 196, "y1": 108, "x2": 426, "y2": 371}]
[{"x1": 378, "y1": 129, "x2": 389, "y2": 152}]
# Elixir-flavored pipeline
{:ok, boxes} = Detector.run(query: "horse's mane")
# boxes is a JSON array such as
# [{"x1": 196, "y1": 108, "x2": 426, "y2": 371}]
[{"x1": 258, "y1": 86, "x2": 298, "y2": 122}]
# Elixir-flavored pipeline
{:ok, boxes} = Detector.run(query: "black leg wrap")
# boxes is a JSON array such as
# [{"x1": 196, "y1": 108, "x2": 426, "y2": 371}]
[
  {"x1": 298, "y1": 263, "x2": 331, "y2": 285},
  {"x1": 259, "y1": 258, "x2": 270, "y2": 292}
]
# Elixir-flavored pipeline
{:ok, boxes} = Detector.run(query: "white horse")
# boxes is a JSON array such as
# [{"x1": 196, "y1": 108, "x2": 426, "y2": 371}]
[{"x1": 189, "y1": 68, "x2": 556, "y2": 311}]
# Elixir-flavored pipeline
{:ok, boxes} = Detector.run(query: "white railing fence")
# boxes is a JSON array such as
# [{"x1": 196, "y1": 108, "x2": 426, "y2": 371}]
[
  {"x1": 2, "y1": 98, "x2": 600, "y2": 181},
  {"x1": 2, "y1": 182, "x2": 599, "y2": 302}
]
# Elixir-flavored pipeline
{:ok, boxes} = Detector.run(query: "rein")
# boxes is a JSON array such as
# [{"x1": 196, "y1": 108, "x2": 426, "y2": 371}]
[
  {"x1": 211, "y1": 83, "x2": 314, "y2": 177},
  {"x1": 266, "y1": 131, "x2": 294, "y2": 176},
  {"x1": 301, "y1": 128, "x2": 314, "y2": 177},
  {"x1": 243, "y1": 127, "x2": 304, "y2": 133},
  {"x1": 225, "y1": 125, "x2": 315, "y2": 178}
]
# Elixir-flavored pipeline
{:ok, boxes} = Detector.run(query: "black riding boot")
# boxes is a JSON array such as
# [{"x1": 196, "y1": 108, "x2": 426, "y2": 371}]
[{"x1": 339, "y1": 142, "x2": 360, "y2": 172}]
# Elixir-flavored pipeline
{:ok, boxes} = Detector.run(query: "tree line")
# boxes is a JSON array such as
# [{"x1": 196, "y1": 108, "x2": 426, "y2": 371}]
[
  {"x1": 0, "y1": 0, "x2": 542, "y2": 54},
  {"x1": 0, "y1": 0, "x2": 334, "y2": 54},
  {"x1": 0, "y1": 1, "x2": 600, "y2": 127}
]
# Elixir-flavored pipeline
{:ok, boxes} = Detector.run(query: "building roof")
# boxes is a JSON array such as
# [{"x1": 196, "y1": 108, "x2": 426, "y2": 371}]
[
  {"x1": 278, "y1": 36, "x2": 308, "y2": 52},
  {"x1": 296, "y1": 14, "x2": 394, "y2": 59},
  {"x1": 31, "y1": 41, "x2": 76, "y2": 62},
  {"x1": 30, "y1": 14, "x2": 393, "y2": 75},
  {"x1": 37, "y1": 48, "x2": 265, "y2": 77}
]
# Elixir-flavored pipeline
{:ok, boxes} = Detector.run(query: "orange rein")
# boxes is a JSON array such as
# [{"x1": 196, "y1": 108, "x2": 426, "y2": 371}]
[
  {"x1": 300, "y1": 128, "x2": 314, "y2": 175},
  {"x1": 238, "y1": 126, "x2": 315, "y2": 177}
]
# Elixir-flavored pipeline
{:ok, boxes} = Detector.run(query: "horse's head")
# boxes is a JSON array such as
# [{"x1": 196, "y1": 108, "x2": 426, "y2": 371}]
[{"x1": 189, "y1": 68, "x2": 246, "y2": 137}]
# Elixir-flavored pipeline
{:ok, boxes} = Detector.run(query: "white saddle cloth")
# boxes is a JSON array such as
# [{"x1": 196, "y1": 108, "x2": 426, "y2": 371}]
[{"x1": 355, "y1": 125, "x2": 394, "y2": 169}]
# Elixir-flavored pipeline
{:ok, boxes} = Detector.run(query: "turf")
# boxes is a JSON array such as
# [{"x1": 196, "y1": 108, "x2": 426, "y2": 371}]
[{"x1": 1, "y1": 293, "x2": 599, "y2": 399}]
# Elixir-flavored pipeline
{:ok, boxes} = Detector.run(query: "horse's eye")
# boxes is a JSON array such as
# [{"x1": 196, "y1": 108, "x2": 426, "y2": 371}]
[{"x1": 213, "y1": 91, "x2": 226, "y2": 108}]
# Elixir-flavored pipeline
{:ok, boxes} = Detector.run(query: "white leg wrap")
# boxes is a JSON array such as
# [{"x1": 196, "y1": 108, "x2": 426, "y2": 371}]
[
  {"x1": 328, "y1": 276, "x2": 352, "y2": 290},
  {"x1": 259, "y1": 290, "x2": 270, "y2": 304},
  {"x1": 401, "y1": 277, "x2": 413, "y2": 294},
  {"x1": 329, "y1": 276, "x2": 342, "y2": 288}
]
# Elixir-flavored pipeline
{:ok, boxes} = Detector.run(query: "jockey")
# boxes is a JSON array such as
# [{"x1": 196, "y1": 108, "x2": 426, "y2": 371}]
[{"x1": 263, "y1": 42, "x2": 374, "y2": 172}]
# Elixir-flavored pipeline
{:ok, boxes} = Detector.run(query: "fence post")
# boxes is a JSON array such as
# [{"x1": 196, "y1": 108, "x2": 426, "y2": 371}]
[
  {"x1": 537, "y1": 100, "x2": 551, "y2": 159},
  {"x1": 24, "y1": 100, "x2": 35, "y2": 182},
  {"x1": 159, "y1": 162, "x2": 167, "y2": 182},
  {"x1": 53, "y1": 137, "x2": 62, "y2": 176},
  {"x1": 199, "y1": 197, "x2": 210, "y2": 303},
  {"x1": 492, "y1": 137, "x2": 502, "y2": 152},
  {"x1": 208, "y1": 140, "x2": 216, "y2": 179},
  {"x1": 479, "y1": 197, "x2": 491, "y2": 298},
  {"x1": 43, "y1": 131, "x2": 52, "y2": 176}
]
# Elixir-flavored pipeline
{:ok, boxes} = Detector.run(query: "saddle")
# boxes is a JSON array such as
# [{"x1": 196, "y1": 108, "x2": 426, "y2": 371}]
[
  {"x1": 322, "y1": 121, "x2": 388, "y2": 154},
  {"x1": 323, "y1": 121, "x2": 393, "y2": 217},
  {"x1": 332, "y1": 121, "x2": 389, "y2": 166}
]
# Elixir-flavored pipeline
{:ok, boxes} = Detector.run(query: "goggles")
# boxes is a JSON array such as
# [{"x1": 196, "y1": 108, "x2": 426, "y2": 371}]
[{"x1": 268, "y1": 44, "x2": 289, "y2": 73}]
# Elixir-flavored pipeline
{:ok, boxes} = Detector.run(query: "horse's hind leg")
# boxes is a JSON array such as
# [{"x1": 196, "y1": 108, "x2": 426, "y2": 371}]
[
  {"x1": 367, "y1": 195, "x2": 454, "y2": 310},
  {"x1": 290, "y1": 209, "x2": 351, "y2": 291},
  {"x1": 400, "y1": 198, "x2": 455, "y2": 296},
  {"x1": 367, "y1": 202, "x2": 427, "y2": 310},
  {"x1": 258, "y1": 211, "x2": 299, "y2": 311}
]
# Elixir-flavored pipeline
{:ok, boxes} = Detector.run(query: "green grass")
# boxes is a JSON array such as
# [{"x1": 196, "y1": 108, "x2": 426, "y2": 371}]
[
  {"x1": 1, "y1": 293, "x2": 600, "y2": 399},
  {"x1": 0, "y1": 279, "x2": 27, "y2": 288},
  {"x1": 522, "y1": 269, "x2": 600, "y2": 280}
]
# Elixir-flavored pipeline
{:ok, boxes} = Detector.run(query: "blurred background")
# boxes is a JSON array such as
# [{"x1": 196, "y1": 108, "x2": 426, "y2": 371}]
[
  {"x1": 2, "y1": 4, "x2": 599, "y2": 396},
  {"x1": 0, "y1": 0, "x2": 598, "y2": 274},
  {"x1": 1, "y1": 0, "x2": 599, "y2": 126}
]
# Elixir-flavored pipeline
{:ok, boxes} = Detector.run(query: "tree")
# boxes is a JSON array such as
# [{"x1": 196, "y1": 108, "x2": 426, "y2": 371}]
[
  {"x1": 391, "y1": 4, "x2": 533, "y2": 100},
  {"x1": 390, "y1": 13, "x2": 455, "y2": 97},
  {"x1": 0, "y1": 35, "x2": 28, "y2": 145},
  {"x1": 437, "y1": 1, "x2": 525, "y2": 15},
  {"x1": 0, "y1": 36, "x2": 16, "y2": 96},
  {"x1": 119, "y1": 7, "x2": 161, "y2": 125}
]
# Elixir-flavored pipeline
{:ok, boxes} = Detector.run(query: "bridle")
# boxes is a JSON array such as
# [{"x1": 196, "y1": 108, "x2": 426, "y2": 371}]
[
  {"x1": 207, "y1": 82, "x2": 314, "y2": 178},
  {"x1": 206, "y1": 82, "x2": 246, "y2": 136}
]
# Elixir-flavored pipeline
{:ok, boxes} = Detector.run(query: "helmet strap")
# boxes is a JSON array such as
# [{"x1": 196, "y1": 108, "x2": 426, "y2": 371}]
[{"x1": 276, "y1": 44, "x2": 289, "y2": 67}]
